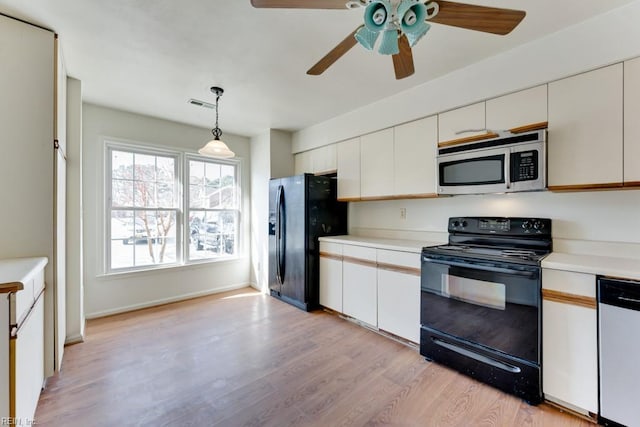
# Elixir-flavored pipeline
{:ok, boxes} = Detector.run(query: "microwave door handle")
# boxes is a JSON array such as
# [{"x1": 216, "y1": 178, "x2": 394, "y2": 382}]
[
  {"x1": 422, "y1": 257, "x2": 537, "y2": 278},
  {"x1": 504, "y1": 150, "x2": 511, "y2": 190}
]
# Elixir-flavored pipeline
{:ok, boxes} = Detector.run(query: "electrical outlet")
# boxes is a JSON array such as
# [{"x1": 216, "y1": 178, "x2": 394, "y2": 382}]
[{"x1": 400, "y1": 208, "x2": 407, "y2": 220}]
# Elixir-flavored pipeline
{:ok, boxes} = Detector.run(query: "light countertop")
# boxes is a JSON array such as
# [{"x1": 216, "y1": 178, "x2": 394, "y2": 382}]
[
  {"x1": 542, "y1": 252, "x2": 640, "y2": 281},
  {"x1": 319, "y1": 235, "x2": 442, "y2": 253},
  {"x1": 0, "y1": 257, "x2": 48, "y2": 293}
]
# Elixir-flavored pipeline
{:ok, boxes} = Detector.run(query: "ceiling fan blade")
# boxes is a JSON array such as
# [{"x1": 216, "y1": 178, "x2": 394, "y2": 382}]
[
  {"x1": 429, "y1": 1, "x2": 526, "y2": 35},
  {"x1": 307, "y1": 27, "x2": 359, "y2": 76},
  {"x1": 392, "y1": 34, "x2": 415, "y2": 80},
  {"x1": 251, "y1": 0, "x2": 349, "y2": 9}
]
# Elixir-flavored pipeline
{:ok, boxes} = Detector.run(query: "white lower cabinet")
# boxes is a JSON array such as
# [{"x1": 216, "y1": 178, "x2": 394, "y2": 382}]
[
  {"x1": 319, "y1": 242, "x2": 343, "y2": 312},
  {"x1": 14, "y1": 294, "x2": 44, "y2": 423},
  {"x1": 342, "y1": 245, "x2": 377, "y2": 327},
  {"x1": 377, "y1": 250, "x2": 420, "y2": 343},
  {"x1": 542, "y1": 269, "x2": 598, "y2": 415}
]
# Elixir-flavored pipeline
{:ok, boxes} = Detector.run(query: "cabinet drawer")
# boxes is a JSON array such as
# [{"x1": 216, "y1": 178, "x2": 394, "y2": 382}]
[
  {"x1": 376, "y1": 249, "x2": 420, "y2": 271},
  {"x1": 542, "y1": 269, "x2": 596, "y2": 298},
  {"x1": 319, "y1": 241, "x2": 343, "y2": 256},
  {"x1": 343, "y1": 245, "x2": 376, "y2": 263}
]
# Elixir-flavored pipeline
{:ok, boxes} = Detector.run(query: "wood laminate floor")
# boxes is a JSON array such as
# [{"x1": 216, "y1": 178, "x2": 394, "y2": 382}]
[{"x1": 35, "y1": 288, "x2": 592, "y2": 426}]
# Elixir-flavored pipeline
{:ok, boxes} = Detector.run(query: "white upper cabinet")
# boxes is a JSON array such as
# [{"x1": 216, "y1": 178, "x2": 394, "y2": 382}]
[
  {"x1": 360, "y1": 128, "x2": 394, "y2": 199},
  {"x1": 624, "y1": 57, "x2": 640, "y2": 184},
  {"x1": 438, "y1": 102, "x2": 485, "y2": 143},
  {"x1": 313, "y1": 144, "x2": 337, "y2": 174},
  {"x1": 548, "y1": 64, "x2": 623, "y2": 189},
  {"x1": 486, "y1": 85, "x2": 548, "y2": 131},
  {"x1": 294, "y1": 151, "x2": 313, "y2": 175},
  {"x1": 394, "y1": 116, "x2": 438, "y2": 197},
  {"x1": 336, "y1": 137, "x2": 361, "y2": 200},
  {"x1": 294, "y1": 144, "x2": 337, "y2": 175}
]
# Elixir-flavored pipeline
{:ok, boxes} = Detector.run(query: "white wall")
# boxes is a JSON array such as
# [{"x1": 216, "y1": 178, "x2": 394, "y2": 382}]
[
  {"x1": 249, "y1": 129, "x2": 294, "y2": 292},
  {"x1": 65, "y1": 77, "x2": 84, "y2": 342},
  {"x1": 292, "y1": 1, "x2": 640, "y2": 152},
  {"x1": 82, "y1": 104, "x2": 252, "y2": 317},
  {"x1": 250, "y1": 131, "x2": 270, "y2": 291}
]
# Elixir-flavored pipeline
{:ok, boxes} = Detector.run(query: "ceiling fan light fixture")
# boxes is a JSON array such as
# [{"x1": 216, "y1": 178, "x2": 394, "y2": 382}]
[
  {"x1": 378, "y1": 29, "x2": 400, "y2": 55},
  {"x1": 198, "y1": 86, "x2": 235, "y2": 159},
  {"x1": 354, "y1": 26, "x2": 379, "y2": 50},
  {"x1": 398, "y1": 1, "x2": 430, "y2": 47}
]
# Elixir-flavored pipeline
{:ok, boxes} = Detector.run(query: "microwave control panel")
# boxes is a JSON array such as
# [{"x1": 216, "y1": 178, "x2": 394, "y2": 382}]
[{"x1": 510, "y1": 150, "x2": 539, "y2": 182}]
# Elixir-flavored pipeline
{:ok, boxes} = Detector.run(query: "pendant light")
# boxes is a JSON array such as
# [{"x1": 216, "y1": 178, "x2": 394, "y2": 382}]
[{"x1": 198, "y1": 86, "x2": 235, "y2": 158}]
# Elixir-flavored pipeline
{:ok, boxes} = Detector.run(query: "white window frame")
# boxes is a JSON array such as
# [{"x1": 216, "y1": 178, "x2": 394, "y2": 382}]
[
  {"x1": 105, "y1": 142, "x2": 183, "y2": 273},
  {"x1": 185, "y1": 154, "x2": 242, "y2": 263},
  {"x1": 104, "y1": 140, "x2": 242, "y2": 274}
]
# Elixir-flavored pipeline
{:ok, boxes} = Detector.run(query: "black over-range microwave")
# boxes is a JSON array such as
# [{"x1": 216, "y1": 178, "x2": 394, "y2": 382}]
[{"x1": 437, "y1": 129, "x2": 547, "y2": 195}]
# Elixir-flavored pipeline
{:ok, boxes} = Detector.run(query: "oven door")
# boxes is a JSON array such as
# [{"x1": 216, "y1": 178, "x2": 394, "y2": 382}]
[
  {"x1": 437, "y1": 146, "x2": 509, "y2": 195},
  {"x1": 420, "y1": 252, "x2": 540, "y2": 363}
]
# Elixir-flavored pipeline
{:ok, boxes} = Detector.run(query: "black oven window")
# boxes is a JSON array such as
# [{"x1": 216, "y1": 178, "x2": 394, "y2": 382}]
[{"x1": 440, "y1": 154, "x2": 505, "y2": 186}]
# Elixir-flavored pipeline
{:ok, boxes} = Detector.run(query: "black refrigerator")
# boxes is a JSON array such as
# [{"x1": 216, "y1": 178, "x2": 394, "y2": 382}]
[{"x1": 269, "y1": 173, "x2": 347, "y2": 311}]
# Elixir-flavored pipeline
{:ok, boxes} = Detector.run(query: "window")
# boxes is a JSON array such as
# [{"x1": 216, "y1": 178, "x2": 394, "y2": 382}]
[
  {"x1": 106, "y1": 142, "x2": 240, "y2": 273},
  {"x1": 187, "y1": 157, "x2": 239, "y2": 261}
]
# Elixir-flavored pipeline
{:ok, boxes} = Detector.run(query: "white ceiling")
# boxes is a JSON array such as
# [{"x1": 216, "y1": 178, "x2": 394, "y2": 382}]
[{"x1": 0, "y1": 0, "x2": 636, "y2": 137}]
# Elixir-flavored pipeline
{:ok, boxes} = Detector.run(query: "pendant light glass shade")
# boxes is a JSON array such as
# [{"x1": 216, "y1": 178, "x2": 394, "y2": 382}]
[
  {"x1": 198, "y1": 138, "x2": 235, "y2": 158},
  {"x1": 198, "y1": 86, "x2": 235, "y2": 159}
]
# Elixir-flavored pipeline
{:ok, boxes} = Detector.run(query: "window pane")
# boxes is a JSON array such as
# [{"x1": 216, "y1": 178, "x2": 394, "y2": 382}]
[
  {"x1": 189, "y1": 160, "x2": 204, "y2": 185},
  {"x1": 205, "y1": 163, "x2": 221, "y2": 187},
  {"x1": 112, "y1": 151, "x2": 133, "y2": 179},
  {"x1": 111, "y1": 211, "x2": 134, "y2": 269},
  {"x1": 156, "y1": 156, "x2": 175, "y2": 182},
  {"x1": 157, "y1": 181, "x2": 174, "y2": 207},
  {"x1": 112, "y1": 179, "x2": 133, "y2": 207},
  {"x1": 135, "y1": 182, "x2": 157, "y2": 208},
  {"x1": 205, "y1": 186, "x2": 220, "y2": 209},
  {"x1": 134, "y1": 154, "x2": 156, "y2": 181},
  {"x1": 188, "y1": 210, "x2": 236, "y2": 260}
]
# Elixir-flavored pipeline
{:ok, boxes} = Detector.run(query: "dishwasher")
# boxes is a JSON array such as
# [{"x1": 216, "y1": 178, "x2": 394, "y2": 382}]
[{"x1": 598, "y1": 276, "x2": 640, "y2": 427}]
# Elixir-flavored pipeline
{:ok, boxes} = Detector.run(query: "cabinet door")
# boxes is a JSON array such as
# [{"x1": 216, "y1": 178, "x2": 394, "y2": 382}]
[
  {"x1": 313, "y1": 144, "x2": 337, "y2": 175},
  {"x1": 294, "y1": 151, "x2": 313, "y2": 175},
  {"x1": 394, "y1": 116, "x2": 438, "y2": 197},
  {"x1": 548, "y1": 64, "x2": 623, "y2": 189},
  {"x1": 486, "y1": 85, "x2": 547, "y2": 131},
  {"x1": 336, "y1": 137, "x2": 361, "y2": 200},
  {"x1": 624, "y1": 57, "x2": 640, "y2": 184},
  {"x1": 319, "y1": 242, "x2": 343, "y2": 312},
  {"x1": 360, "y1": 128, "x2": 394, "y2": 199},
  {"x1": 342, "y1": 245, "x2": 377, "y2": 327},
  {"x1": 377, "y1": 250, "x2": 420, "y2": 343},
  {"x1": 542, "y1": 269, "x2": 597, "y2": 414},
  {"x1": 14, "y1": 294, "x2": 44, "y2": 422},
  {"x1": 438, "y1": 102, "x2": 485, "y2": 143}
]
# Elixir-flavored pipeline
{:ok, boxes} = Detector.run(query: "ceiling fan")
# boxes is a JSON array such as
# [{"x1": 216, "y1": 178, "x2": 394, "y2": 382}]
[{"x1": 250, "y1": 0, "x2": 526, "y2": 80}]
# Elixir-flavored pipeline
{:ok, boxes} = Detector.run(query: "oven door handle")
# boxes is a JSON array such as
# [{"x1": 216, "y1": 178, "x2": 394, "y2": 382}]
[{"x1": 422, "y1": 256, "x2": 538, "y2": 277}]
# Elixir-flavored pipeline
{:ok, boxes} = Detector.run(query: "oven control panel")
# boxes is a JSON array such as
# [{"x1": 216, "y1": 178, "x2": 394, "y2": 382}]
[{"x1": 449, "y1": 217, "x2": 551, "y2": 237}]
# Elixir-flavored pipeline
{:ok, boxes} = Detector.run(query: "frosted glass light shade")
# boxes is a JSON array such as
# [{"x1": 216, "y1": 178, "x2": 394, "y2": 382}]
[{"x1": 198, "y1": 139, "x2": 235, "y2": 158}]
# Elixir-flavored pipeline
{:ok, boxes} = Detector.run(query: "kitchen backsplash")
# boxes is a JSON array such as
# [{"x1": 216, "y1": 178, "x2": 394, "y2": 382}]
[{"x1": 348, "y1": 188, "x2": 640, "y2": 257}]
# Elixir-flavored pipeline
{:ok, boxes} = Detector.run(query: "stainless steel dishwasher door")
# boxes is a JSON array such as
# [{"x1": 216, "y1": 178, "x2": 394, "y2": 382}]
[{"x1": 598, "y1": 277, "x2": 640, "y2": 427}]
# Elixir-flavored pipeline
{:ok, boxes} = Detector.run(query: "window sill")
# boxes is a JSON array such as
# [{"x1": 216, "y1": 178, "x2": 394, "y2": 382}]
[{"x1": 97, "y1": 255, "x2": 245, "y2": 280}]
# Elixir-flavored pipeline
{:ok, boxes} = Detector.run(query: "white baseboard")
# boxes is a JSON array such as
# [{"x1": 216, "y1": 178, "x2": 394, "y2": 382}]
[
  {"x1": 85, "y1": 283, "x2": 251, "y2": 319},
  {"x1": 65, "y1": 333, "x2": 85, "y2": 345}
]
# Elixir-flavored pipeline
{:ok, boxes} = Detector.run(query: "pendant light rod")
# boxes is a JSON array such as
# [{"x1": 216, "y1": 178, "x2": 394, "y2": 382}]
[{"x1": 211, "y1": 86, "x2": 224, "y2": 140}]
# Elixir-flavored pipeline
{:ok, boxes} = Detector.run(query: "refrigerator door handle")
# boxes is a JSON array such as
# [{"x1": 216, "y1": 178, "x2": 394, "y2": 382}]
[
  {"x1": 275, "y1": 185, "x2": 283, "y2": 284},
  {"x1": 278, "y1": 185, "x2": 286, "y2": 283}
]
